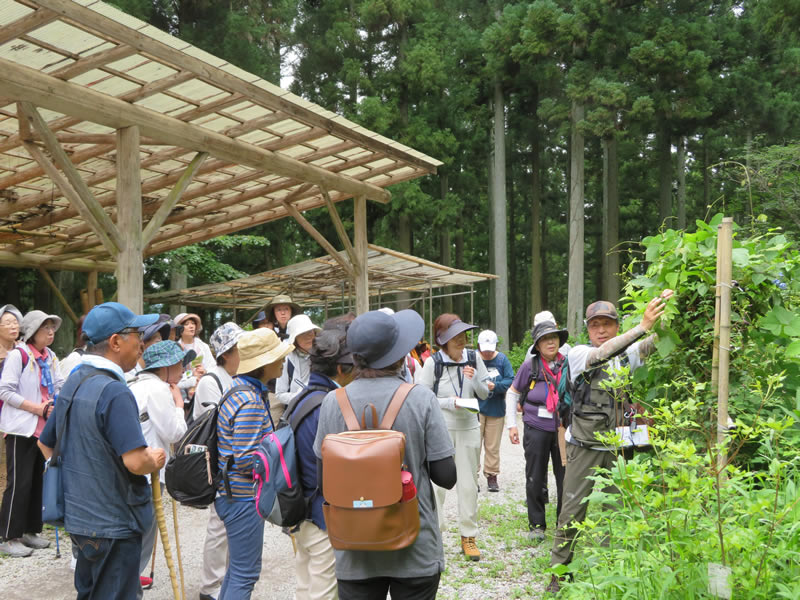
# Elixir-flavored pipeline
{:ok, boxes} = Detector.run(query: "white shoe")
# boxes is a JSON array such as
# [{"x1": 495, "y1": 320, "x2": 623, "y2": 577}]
[
  {"x1": 21, "y1": 533, "x2": 50, "y2": 549},
  {"x1": 0, "y1": 539, "x2": 34, "y2": 557}
]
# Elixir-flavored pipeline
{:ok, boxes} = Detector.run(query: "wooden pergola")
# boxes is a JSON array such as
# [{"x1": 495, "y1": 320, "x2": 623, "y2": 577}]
[
  {"x1": 145, "y1": 244, "x2": 497, "y2": 336},
  {"x1": 0, "y1": 0, "x2": 441, "y2": 315}
]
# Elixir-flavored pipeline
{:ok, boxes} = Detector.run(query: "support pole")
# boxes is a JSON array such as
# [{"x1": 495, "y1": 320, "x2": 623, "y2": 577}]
[
  {"x1": 353, "y1": 195, "x2": 369, "y2": 315},
  {"x1": 116, "y1": 126, "x2": 143, "y2": 312},
  {"x1": 38, "y1": 268, "x2": 79, "y2": 324},
  {"x1": 716, "y1": 217, "x2": 733, "y2": 475}
]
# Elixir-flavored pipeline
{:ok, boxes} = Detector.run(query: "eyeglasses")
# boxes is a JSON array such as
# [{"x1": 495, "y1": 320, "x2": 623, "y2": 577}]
[
  {"x1": 39, "y1": 324, "x2": 57, "y2": 332},
  {"x1": 118, "y1": 328, "x2": 143, "y2": 338}
]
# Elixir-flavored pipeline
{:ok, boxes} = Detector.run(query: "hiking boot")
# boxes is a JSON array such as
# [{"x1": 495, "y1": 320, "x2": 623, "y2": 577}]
[
  {"x1": 21, "y1": 533, "x2": 50, "y2": 549},
  {"x1": 0, "y1": 539, "x2": 34, "y2": 557},
  {"x1": 486, "y1": 474, "x2": 499, "y2": 492},
  {"x1": 528, "y1": 528, "x2": 545, "y2": 542},
  {"x1": 545, "y1": 574, "x2": 562, "y2": 594},
  {"x1": 461, "y1": 536, "x2": 481, "y2": 561}
]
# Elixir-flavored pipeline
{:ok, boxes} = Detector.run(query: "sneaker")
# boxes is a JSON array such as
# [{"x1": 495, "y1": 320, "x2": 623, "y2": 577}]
[
  {"x1": 21, "y1": 533, "x2": 50, "y2": 549},
  {"x1": 0, "y1": 539, "x2": 34, "y2": 557},
  {"x1": 528, "y1": 528, "x2": 546, "y2": 542},
  {"x1": 461, "y1": 536, "x2": 481, "y2": 561},
  {"x1": 198, "y1": 594, "x2": 217, "y2": 600},
  {"x1": 140, "y1": 575, "x2": 153, "y2": 588},
  {"x1": 486, "y1": 474, "x2": 499, "y2": 492}
]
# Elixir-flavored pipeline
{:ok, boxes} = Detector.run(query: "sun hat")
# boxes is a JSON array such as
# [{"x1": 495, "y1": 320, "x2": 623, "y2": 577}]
[
  {"x1": 477, "y1": 330, "x2": 498, "y2": 352},
  {"x1": 210, "y1": 322, "x2": 244, "y2": 357},
  {"x1": 0, "y1": 304, "x2": 23, "y2": 326},
  {"x1": 253, "y1": 311, "x2": 269, "y2": 326},
  {"x1": 174, "y1": 312, "x2": 203, "y2": 332},
  {"x1": 140, "y1": 314, "x2": 174, "y2": 343},
  {"x1": 142, "y1": 341, "x2": 196, "y2": 371},
  {"x1": 83, "y1": 302, "x2": 159, "y2": 344},
  {"x1": 21, "y1": 310, "x2": 62, "y2": 343},
  {"x1": 265, "y1": 295, "x2": 301, "y2": 319},
  {"x1": 236, "y1": 328, "x2": 294, "y2": 375},
  {"x1": 584, "y1": 301, "x2": 619, "y2": 323},
  {"x1": 531, "y1": 321, "x2": 569, "y2": 352},
  {"x1": 435, "y1": 318, "x2": 477, "y2": 346},
  {"x1": 286, "y1": 314, "x2": 321, "y2": 346},
  {"x1": 347, "y1": 309, "x2": 424, "y2": 369}
]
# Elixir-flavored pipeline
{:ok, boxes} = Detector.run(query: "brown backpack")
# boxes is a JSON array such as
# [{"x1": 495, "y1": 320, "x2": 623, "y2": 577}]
[{"x1": 320, "y1": 382, "x2": 420, "y2": 551}]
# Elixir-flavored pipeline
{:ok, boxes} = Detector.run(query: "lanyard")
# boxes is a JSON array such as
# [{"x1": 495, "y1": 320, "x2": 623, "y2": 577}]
[{"x1": 448, "y1": 364, "x2": 465, "y2": 398}]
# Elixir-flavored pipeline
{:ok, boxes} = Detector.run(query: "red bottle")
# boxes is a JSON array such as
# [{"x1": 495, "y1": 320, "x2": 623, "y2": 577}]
[{"x1": 401, "y1": 470, "x2": 416, "y2": 502}]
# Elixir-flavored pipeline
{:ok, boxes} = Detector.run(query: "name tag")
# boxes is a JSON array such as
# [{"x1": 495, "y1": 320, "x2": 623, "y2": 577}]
[
  {"x1": 538, "y1": 406, "x2": 554, "y2": 419},
  {"x1": 352, "y1": 499, "x2": 373, "y2": 508}
]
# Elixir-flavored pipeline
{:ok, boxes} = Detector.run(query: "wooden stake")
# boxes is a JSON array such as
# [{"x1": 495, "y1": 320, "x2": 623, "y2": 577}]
[
  {"x1": 115, "y1": 126, "x2": 143, "y2": 312},
  {"x1": 716, "y1": 217, "x2": 734, "y2": 475},
  {"x1": 354, "y1": 195, "x2": 369, "y2": 315},
  {"x1": 152, "y1": 481, "x2": 180, "y2": 600},
  {"x1": 171, "y1": 498, "x2": 186, "y2": 600}
]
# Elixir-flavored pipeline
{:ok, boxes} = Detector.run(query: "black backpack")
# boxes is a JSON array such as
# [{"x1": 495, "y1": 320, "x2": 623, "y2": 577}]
[
  {"x1": 432, "y1": 350, "x2": 477, "y2": 395},
  {"x1": 165, "y1": 384, "x2": 248, "y2": 507}
]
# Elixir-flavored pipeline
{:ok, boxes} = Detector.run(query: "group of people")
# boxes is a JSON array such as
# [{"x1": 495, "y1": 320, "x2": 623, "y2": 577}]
[{"x1": 0, "y1": 286, "x2": 675, "y2": 599}]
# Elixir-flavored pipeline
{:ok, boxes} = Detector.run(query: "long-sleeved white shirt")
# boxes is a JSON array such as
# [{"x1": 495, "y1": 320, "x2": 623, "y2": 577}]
[
  {"x1": 129, "y1": 371, "x2": 187, "y2": 483},
  {"x1": 275, "y1": 348, "x2": 311, "y2": 407},
  {"x1": 418, "y1": 349, "x2": 489, "y2": 431},
  {"x1": 192, "y1": 365, "x2": 234, "y2": 421}
]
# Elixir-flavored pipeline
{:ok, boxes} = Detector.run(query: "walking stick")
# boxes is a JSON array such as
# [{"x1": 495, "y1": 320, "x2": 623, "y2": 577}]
[
  {"x1": 54, "y1": 527, "x2": 61, "y2": 559},
  {"x1": 171, "y1": 498, "x2": 186, "y2": 600},
  {"x1": 152, "y1": 480, "x2": 180, "y2": 600}
]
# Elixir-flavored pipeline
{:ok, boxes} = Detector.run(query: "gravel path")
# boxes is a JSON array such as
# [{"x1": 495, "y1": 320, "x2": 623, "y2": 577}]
[{"x1": 0, "y1": 413, "x2": 554, "y2": 599}]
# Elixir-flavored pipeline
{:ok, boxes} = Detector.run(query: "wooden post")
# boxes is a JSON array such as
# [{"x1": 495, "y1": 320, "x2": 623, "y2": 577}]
[
  {"x1": 716, "y1": 217, "x2": 734, "y2": 474},
  {"x1": 116, "y1": 126, "x2": 143, "y2": 312},
  {"x1": 37, "y1": 268, "x2": 79, "y2": 324},
  {"x1": 87, "y1": 271, "x2": 98, "y2": 311},
  {"x1": 353, "y1": 195, "x2": 369, "y2": 315}
]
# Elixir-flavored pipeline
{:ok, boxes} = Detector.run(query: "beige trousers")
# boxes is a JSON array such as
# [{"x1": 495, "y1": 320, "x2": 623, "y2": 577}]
[
  {"x1": 199, "y1": 501, "x2": 228, "y2": 596},
  {"x1": 479, "y1": 414, "x2": 505, "y2": 476},
  {"x1": 434, "y1": 426, "x2": 480, "y2": 537},
  {"x1": 294, "y1": 520, "x2": 338, "y2": 600}
]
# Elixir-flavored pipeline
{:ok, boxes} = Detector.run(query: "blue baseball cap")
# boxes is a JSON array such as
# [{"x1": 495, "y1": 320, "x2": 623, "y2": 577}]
[{"x1": 83, "y1": 302, "x2": 159, "y2": 344}]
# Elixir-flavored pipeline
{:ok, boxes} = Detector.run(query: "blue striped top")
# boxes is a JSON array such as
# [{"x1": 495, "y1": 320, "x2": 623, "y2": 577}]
[{"x1": 216, "y1": 375, "x2": 272, "y2": 500}]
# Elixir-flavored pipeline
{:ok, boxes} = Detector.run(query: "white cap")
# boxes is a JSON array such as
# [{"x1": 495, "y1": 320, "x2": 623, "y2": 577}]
[
  {"x1": 378, "y1": 307, "x2": 395, "y2": 315},
  {"x1": 477, "y1": 329, "x2": 498, "y2": 352},
  {"x1": 533, "y1": 311, "x2": 556, "y2": 327}
]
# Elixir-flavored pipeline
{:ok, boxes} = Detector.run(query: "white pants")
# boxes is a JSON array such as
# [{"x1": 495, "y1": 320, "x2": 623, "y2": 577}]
[
  {"x1": 434, "y1": 426, "x2": 480, "y2": 537},
  {"x1": 294, "y1": 520, "x2": 338, "y2": 600},
  {"x1": 199, "y1": 501, "x2": 228, "y2": 597}
]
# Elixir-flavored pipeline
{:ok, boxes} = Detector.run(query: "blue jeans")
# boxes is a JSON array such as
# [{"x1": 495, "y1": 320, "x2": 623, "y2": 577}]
[
  {"x1": 71, "y1": 534, "x2": 141, "y2": 600},
  {"x1": 215, "y1": 496, "x2": 265, "y2": 599}
]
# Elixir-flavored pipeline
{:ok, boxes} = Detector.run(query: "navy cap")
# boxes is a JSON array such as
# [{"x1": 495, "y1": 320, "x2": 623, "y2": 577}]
[
  {"x1": 347, "y1": 309, "x2": 424, "y2": 369},
  {"x1": 83, "y1": 302, "x2": 159, "y2": 344}
]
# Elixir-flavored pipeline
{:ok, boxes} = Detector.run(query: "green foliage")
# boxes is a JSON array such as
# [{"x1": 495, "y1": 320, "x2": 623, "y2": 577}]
[{"x1": 507, "y1": 330, "x2": 533, "y2": 371}]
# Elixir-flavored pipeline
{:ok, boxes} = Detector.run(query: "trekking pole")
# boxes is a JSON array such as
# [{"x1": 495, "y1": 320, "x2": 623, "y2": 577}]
[
  {"x1": 171, "y1": 497, "x2": 186, "y2": 600},
  {"x1": 152, "y1": 479, "x2": 180, "y2": 600},
  {"x1": 54, "y1": 527, "x2": 61, "y2": 559}
]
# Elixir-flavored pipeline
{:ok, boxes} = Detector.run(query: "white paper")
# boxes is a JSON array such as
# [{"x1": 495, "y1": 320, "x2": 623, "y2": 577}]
[
  {"x1": 538, "y1": 406, "x2": 554, "y2": 419},
  {"x1": 456, "y1": 397, "x2": 480, "y2": 413}
]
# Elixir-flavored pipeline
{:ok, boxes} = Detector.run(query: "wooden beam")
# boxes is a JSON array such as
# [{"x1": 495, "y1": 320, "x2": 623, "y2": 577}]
[
  {"x1": 1, "y1": 58, "x2": 391, "y2": 203},
  {"x1": 354, "y1": 195, "x2": 369, "y2": 315},
  {"x1": 32, "y1": 0, "x2": 440, "y2": 175},
  {"x1": 37, "y1": 268, "x2": 79, "y2": 324},
  {"x1": 142, "y1": 151, "x2": 208, "y2": 246},
  {"x1": 321, "y1": 187, "x2": 359, "y2": 270},
  {"x1": 280, "y1": 199, "x2": 355, "y2": 279},
  {"x1": 17, "y1": 102, "x2": 124, "y2": 253},
  {"x1": 0, "y1": 8, "x2": 59, "y2": 46},
  {"x1": 115, "y1": 126, "x2": 143, "y2": 312},
  {"x1": 0, "y1": 250, "x2": 115, "y2": 272}
]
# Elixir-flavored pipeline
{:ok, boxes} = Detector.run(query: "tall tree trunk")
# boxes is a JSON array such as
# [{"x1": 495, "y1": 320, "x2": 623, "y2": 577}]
[
  {"x1": 658, "y1": 120, "x2": 672, "y2": 226},
  {"x1": 508, "y1": 165, "x2": 518, "y2": 343},
  {"x1": 396, "y1": 214, "x2": 412, "y2": 310},
  {"x1": 530, "y1": 84, "x2": 543, "y2": 318},
  {"x1": 169, "y1": 262, "x2": 188, "y2": 316},
  {"x1": 703, "y1": 134, "x2": 711, "y2": 210},
  {"x1": 602, "y1": 135, "x2": 620, "y2": 303},
  {"x1": 454, "y1": 214, "x2": 465, "y2": 318},
  {"x1": 567, "y1": 100, "x2": 585, "y2": 336},
  {"x1": 491, "y1": 80, "x2": 509, "y2": 349},
  {"x1": 676, "y1": 136, "x2": 687, "y2": 229},
  {"x1": 440, "y1": 172, "x2": 453, "y2": 314}
]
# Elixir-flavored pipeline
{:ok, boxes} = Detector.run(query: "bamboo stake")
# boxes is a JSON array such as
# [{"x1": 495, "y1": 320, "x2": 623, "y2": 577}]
[
  {"x1": 152, "y1": 481, "x2": 180, "y2": 600},
  {"x1": 711, "y1": 231, "x2": 722, "y2": 398},
  {"x1": 716, "y1": 217, "x2": 734, "y2": 476},
  {"x1": 171, "y1": 498, "x2": 186, "y2": 600}
]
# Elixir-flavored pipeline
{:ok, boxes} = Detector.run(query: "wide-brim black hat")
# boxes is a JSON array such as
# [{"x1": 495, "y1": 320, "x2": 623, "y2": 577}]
[{"x1": 531, "y1": 321, "x2": 568, "y2": 352}]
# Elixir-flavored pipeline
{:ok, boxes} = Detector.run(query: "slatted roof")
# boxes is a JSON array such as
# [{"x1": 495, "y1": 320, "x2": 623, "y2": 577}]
[
  {"x1": 145, "y1": 244, "x2": 496, "y2": 310},
  {"x1": 0, "y1": 0, "x2": 441, "y2": 271}
]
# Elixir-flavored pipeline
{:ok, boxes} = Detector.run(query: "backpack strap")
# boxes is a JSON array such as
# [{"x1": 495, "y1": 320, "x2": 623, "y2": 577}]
[
  {"x1": 379, "y1": 383, "x2": 414, "y2": 430},
  {"x1": 284, "y1": 384, "x2": 330, "y2": 430},
  {"x1": 287, "y1": 359, "x2": 295, "y2": 384},
  {"x1": 432, "y1": 352, "x2": 444, "y2": 395},
  {"x1": 16, "y1": 346, "x2": 29, "y2": 369},
  {"x1": 334, "y1": 387, "x2": 360, "y2": 431}
]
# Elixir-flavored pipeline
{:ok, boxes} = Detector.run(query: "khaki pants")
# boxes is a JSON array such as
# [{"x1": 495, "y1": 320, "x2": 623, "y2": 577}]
[
  {"x1": 550, "y1": 444, "x2": 618, "y2": 567},
  {"x1": 294, "y1": 520, "x2": 337, "y2": 600},
  {"x1": 434, "y1": 426, "x2": 480, "y2": 537},
  {"x1": 199, "y1": 501, "x2": 228, "y2": 596},
  {"x1": 479, "y1": 414, "x2": 504, "y2": 476}
]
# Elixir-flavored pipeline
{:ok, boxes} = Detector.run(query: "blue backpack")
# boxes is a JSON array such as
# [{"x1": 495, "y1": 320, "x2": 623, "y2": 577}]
[{"x1": 252, "y1": 384, "x2": 328, "y2": 527}]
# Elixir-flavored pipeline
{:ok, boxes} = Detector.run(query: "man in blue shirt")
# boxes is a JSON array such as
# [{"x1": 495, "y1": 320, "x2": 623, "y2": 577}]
[
  {"x1": 477, "y1": 330, "x2": 515, "y2": 492},
  {"x1": 38, "y1": 302, "x2": 165, "y2": 600}
]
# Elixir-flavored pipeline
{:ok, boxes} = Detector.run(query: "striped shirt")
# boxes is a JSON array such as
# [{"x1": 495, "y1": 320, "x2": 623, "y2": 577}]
[{"x1": 216, "y1": 375, "x2": 272, "y2": 500}]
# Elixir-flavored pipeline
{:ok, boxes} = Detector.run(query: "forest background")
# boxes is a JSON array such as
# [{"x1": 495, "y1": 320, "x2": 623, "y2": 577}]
[{"x1": 3, "y1": 0, "x2": 800, "y2": 356}]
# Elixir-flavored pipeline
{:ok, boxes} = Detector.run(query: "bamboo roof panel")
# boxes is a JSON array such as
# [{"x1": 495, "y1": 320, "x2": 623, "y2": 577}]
[
  {"x1": 0, "y1": 0, "x2": 442, "y2": 270},
  {"x1": 145, "y1": 245, "x2": 497, "y2": 310}
]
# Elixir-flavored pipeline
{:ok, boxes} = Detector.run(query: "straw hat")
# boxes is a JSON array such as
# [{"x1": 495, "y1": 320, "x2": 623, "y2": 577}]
[
  {"x1": 174, "y1": 312, "x2": 203, "y2": 332},
  {"x1": 236, "y1": 328, "x2": 293, "y2": 374}
]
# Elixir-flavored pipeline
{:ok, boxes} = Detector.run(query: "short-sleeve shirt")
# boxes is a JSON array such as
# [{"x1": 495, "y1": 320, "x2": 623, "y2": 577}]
[{"x1": 313, "y1": 376, "x2": 454, "y2": 580}]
